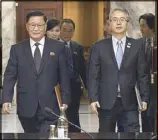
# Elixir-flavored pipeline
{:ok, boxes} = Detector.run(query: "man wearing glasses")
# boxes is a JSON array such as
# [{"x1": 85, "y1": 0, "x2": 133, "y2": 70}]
[
  {"x1": 2, "y1": 11, "x2": 71, "y2": 133},
  {"x1": 88, "y1": 8, "x2": 149, "y2": 132}
]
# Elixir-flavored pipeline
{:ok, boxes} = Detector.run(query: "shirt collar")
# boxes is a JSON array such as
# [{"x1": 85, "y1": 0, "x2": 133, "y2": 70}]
[
  {"x1": 67, "y1": 41, "x2": 71, "y2": 46},
  {"x1": 112, "y1": 35, "x2": 126, "y2": 46},
  {"x1": 59, "y1": 39, "x2": 71, "y2": 46},
  {"x1": 30, "y1": 37, "x2": 45, "y2": 47}
]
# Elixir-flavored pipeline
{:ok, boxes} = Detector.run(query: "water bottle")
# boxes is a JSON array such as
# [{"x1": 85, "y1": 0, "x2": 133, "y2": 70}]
[
  {"x1": 57, "y1": 106, "x2": 68, "y2": 139},
  {"x1": 49, "y1": 125, "x2": 56, "y2": 139}
]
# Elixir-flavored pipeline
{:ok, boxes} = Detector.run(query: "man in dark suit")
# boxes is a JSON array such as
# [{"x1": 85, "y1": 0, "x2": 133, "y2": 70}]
[
  {"x1": 88, "y1": 15, "x2": 124, "y2": 132},
  {"x1": 2, "y1": 11, "x2": 71, "y2": 133},
  {"x1": 59, "y1": 19, "x2": 86, "y2": 132},
  {"x1": 139, "y1": 13, "x2": 155, "y2": 132},
  {"x1": 88, "y1": 8, "x2": 149, "y2": 132},
  {"x1": 104, "y1": 16, "x2": 124, "y2": 132}
]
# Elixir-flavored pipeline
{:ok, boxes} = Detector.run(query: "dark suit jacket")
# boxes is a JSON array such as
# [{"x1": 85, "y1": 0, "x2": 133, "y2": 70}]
[
  {"x1": 69, "y1": 41, "x2": 87, "y2": 88},
  {"x1": 141, "y1": 37, "x2": 156, "y2": 117},
  {"x1": 2, "y1": 37, "x2": 71, "y2": 117},
  {"x1": 141, "y1": 37, "x2": 152, "y2": 71},
  {"x1": 88, "y1": 37, "x2": 149, "y2": 110}
]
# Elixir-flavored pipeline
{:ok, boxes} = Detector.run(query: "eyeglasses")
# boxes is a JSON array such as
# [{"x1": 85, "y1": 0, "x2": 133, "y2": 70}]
[
  {"x1": 28, "y1": 23, "x2": 45, "y2": 30},
  {"x1": 110, "y1": 18, "x2": 128, "y2": 23}
]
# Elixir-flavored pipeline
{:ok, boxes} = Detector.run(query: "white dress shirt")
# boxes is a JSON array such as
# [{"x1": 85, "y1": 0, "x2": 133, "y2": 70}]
[
  {"x1": 30, "y1": 37, "x2": 45, "y2": 57},
  {"x1": 112, "y1": 35, "x2": 126, "y2": 57}
]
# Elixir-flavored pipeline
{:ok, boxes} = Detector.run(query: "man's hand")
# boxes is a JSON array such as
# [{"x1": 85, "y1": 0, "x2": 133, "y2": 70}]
[
  {"x1": 62, "y1": 104, "x2": 68, "y2": 111},
  {"x1": 141, "y1": 102, "x2": 147, "y2": 111},
  {"x1": 90, "y1": 101, "x2": 100, "y2": 115},
  {"x1": 2, "y1": 102, "x2": 12, "y2": 114}
]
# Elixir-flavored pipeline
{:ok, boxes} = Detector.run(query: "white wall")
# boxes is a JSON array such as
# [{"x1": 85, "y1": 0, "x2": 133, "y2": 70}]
[
  {"x1": 2, "y1": 2, "x2": 16, "y2": 104},
  {"x1": 110, "y1": 1, "x2": 155, "y2": 39}
]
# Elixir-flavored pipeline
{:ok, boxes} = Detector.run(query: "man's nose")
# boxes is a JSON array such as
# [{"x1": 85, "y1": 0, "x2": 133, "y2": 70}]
[
  {"x1": 34, "y1": 25, "x2": 39, "y2": 30},
  {"x1": 117, "y1": 20, "x2": 121, "y2": 24}
]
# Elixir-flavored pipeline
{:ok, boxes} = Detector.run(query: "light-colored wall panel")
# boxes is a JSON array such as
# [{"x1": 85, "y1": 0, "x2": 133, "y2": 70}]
[{"x1": 110, "y1": 1, "x2": 155, "y2": 39}]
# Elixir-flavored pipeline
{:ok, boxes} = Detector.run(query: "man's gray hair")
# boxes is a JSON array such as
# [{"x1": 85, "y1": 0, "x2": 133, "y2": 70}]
[{"x1": 109, "y1": 8, "x2": 130, "y2": 21}]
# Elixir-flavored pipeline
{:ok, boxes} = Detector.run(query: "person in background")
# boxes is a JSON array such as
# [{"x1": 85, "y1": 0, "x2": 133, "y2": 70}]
[
  {"x1": 2, "y1": 11, "x2": 71, "y2": 133},
  {"x1": 88, "y1": 8, "x2": 149, "y2": 132},
  {"x1": 103, "y1": 15, "x2": 112, "y2": 38},
  {"x1": 46, "y1": 19, "x2": 60, "y2": 40},
  {"x1": 59, "y1": 18, "x2": 87, "y2": 132},
  {"x1": 139, "y1": 13, "x2": 156, "y2": 132}
]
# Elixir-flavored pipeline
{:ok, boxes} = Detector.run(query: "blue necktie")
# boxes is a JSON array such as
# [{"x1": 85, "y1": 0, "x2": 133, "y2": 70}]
[
  {"x1": 64, "y1": 42, "x2": 74, "y2": 77},
  {"x1": 116, "y1": 40, "x2": 123, "y2": 69},
  {"x1": 116, "y1": 40, "x2": 123, "y2": 97}
]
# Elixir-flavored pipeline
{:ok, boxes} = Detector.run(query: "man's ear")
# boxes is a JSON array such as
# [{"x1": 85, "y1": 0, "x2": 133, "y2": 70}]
[
  {"x1": 45, "y1": 24, "x2": 47, "y2": 32},
  {"x1": 45, "y1": 20, "x2": 48, "y2": 32},
  {"x1": 26, "y1": 24, "x2": 29, "y2": 32}
]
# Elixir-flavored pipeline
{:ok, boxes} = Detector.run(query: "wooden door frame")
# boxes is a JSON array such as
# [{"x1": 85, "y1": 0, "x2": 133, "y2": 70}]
[
  {"x1": 103, "y1": 2, "x2": 110, "y2": 38},
  {"x1": 154, "y1": 1, "x2": 157, "y2": 133},
  {"x1": 16, "y1": 1, "x2": 63, "y2": 43}
]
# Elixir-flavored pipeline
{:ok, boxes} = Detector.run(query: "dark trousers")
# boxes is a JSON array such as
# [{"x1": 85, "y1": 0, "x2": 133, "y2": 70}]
[
  {"x1": 142, "y1": 83, "x2": 156, "y2": 132},
  {"x1": 66, "y1": 79, "x2": 82, "y2": 132},
  {"x1": 18, "y1": 103, "x2": 58, "y2": 133},
  {"x1": 98, "y1": 97, "x2": 140, "y2": 132},
  {"x1": 117, "y1": 120, "x2": 124, "y2": 132},
  {"x1": 141, "y1": 111, "x2": 153, "y2": 132}
]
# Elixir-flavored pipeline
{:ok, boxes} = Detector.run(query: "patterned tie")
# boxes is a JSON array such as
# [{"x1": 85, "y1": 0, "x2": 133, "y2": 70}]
[
  {"x1": 145, "y1": 38, "x2": 151, "y2": 54},
  {"x1": 145, "y1": 38, "x2": 152, "y2": 70},
  {"x1": 34, "y1": 42, "x2": 41, "y2": 72},
  {"x1": 64, "y1": 42, "x2": 74, "y2": 77},
  {"x1": 116, "y1": 40, "x2": 123, "y2": 69}
]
